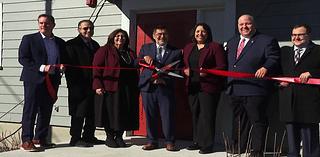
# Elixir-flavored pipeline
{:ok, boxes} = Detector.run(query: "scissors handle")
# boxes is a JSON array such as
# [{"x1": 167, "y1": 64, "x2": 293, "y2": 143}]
[{"x1": 138, "y1": 58, "x2": 155, "y2": 69}]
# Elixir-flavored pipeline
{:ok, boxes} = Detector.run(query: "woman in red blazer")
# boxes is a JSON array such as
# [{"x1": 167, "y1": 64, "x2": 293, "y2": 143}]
[
  {"x1": 183, "y1": 23, "x2": 227, "y2": 154},
  {"x1": 92, "y1": 29, "x2": 139, "y2": 148}
]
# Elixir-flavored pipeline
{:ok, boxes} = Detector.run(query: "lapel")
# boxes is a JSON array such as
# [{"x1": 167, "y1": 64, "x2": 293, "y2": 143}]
[
  {"x1": 199, "y1": 43, "x2": 210, "y2": 68},
  {"x1": 288, "y1": 46, "x2": 296, "y2": 67},
  {"x1": 161, "y1": 44, "x2": 172, "y2": 64},
  {"x1": 150, "y1": 43, "x2": 157, "y2": 60},
  {"x1": 235, "y1": 32, "x2": 258, "y2": 62},
  {"x1": 110, "y1": 45, "x2": 120, "y2": 61},
  {"x1": 298, "y1": 41, "x2": 314, "y2": 65},
  {"x1": 76, "y1": 35, "x2": 94, "y2": 64},
  {"x1": 36, "y1": 32, "x2": 46, "y2": 54}
]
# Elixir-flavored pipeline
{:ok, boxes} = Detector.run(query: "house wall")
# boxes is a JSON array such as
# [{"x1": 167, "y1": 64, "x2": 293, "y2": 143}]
[
  {"x1": 0, "y1": 0, "x2": 123, "y2": 126},
  {"x1": 236, "y1": 0, "x2": 320, "y2": 46}
]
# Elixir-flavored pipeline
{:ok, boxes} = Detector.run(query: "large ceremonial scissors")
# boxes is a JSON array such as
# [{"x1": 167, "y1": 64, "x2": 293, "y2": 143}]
[{"x1": 138, "y1": 58, "x2": 184, "y2": 79}]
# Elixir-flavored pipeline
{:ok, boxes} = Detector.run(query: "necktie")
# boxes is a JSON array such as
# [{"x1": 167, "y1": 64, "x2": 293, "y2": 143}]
[
  {"x1": 295, "y1": 48, "x2": 302, "y2": 65},
  {"x1": 87, "y1": 41, "x2": 93, "y2": 50},
  {"x1": 236, "y1": 38, "x2": 245, "y2": 59},
  {"x1": 157, "y1": 46, "x2": 163, "y2": 62}
]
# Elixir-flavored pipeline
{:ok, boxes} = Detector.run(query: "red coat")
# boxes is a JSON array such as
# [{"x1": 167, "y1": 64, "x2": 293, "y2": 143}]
[
  {"x1": 92, "y1": 45, "x2": 137, "y2": 91},
  {"x1": 183, "y1": 42, "x2": 227, "y2": 94}
]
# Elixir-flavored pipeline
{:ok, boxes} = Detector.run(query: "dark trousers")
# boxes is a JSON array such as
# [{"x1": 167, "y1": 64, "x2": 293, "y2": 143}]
[
  {"x1": 22, "y1": 81, "x2": 55, "y2": 142},
  {"x1": 70, "y1": 115, "x2": 95, "y2": 142},
  {"x1": 228, "y1": 93, "x2": 269, "y2": 153},
  {"x1": 141, "y1": 85, "x2": 176, "y2": 144},
  {"x1": 188, "y1": 91, "x2": 220, "y2": 148},
  {"x1": 286, "y1": 122, "x2": 319, "y2": 157}
]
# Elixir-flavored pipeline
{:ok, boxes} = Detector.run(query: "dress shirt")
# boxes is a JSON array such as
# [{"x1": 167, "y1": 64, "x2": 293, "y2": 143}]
[
  {"x1": 293, "y1": 42, "x2": 309, "y2": 59},
  {"x1": 39, "y1": 32, "x2": 57, "y2": 72},
  {"x1": 156, "y1": 43, "x2": 167, "y2": 58}
]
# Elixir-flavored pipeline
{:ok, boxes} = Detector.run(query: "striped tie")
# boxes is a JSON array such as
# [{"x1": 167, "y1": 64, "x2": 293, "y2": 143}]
[
  {"x1": 236, "y1": 38, "x2": 245, "y2": 59},
  {"x1": 294, "y1": 48, "x2": 302, "y2": 65},
  {"x1": 157, "y1": 46, "x2": 163, "y2": 62}
]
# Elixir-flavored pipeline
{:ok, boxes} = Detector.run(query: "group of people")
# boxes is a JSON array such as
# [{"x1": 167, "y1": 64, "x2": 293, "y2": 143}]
[{"x1": 18, "y1": 13, "x2": 320, "y2": 157}]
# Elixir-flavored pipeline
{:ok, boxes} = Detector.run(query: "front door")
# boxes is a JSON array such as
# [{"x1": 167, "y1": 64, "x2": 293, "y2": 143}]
[{"x1": 133, "y1": 10, "x2": 197, "y2": 140}]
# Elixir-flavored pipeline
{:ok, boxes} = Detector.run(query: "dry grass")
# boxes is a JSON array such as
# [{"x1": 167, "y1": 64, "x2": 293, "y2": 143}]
[
  {"x1": 223, "y1": 117, "x2": 286, "y2": 157},
  {"x1": 0, "y1": 130, "x2": 21, "y2": 152}
]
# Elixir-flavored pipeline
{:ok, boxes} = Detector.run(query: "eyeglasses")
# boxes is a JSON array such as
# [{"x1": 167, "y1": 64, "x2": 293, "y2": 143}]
[
  {"x1": 291, "y1": 33, "x2": 307, "y2": 37},
  {"x1": 154, "y1": 33, "x2": 168, "y2": 37},
  {"x1": 80, "y1": 27, "x2": 94, "y2": 30}
]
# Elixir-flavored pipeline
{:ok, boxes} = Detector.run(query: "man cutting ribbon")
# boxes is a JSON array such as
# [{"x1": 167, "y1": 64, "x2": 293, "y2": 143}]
[{"x1": 134, "y1": 25, "x2": 182, "y2": 151}]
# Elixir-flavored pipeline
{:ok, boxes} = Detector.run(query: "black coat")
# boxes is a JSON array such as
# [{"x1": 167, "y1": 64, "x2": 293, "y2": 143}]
[
  {"x1": 65, "y1": 35, "x2": 100, "y2": 117},
  {"x1": 279, "y1": 41, "x2": 320, "y2": 123}
]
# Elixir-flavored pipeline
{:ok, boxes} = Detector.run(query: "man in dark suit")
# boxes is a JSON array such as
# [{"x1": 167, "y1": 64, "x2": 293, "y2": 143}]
[
  {"x1": 18, "y1": 14, "x2": 66, "y2": 151},
  {"x1": 225, "y1": 14, "x2": 280, "y2": 156},
  {"x1": 65, "y1": 20, "x2": 103, "y2": 147},
  {"x1": 134, "y1": 25, "x2": 182, "y2": 151},
  {"x1": 279, "y1": 24, "x2": 320, "y2": 157}
]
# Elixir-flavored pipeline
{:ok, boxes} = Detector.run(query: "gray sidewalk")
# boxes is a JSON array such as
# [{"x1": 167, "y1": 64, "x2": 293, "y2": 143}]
[{"x1": 1, "y1": 135, "x2": 228, "y2": 157}]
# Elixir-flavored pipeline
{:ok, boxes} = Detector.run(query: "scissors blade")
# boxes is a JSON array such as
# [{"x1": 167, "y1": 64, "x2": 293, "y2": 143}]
[
  {"x1": 162, "y1": 60, "x2": 180, "y2": 70},
  {"x1": 165, "y1": 71, "x2": 184, "y2": 78}
]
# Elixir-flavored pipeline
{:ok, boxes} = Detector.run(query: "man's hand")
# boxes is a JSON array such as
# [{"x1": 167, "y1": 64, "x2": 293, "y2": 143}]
[
  {"x1": 279, "y1": 81, "x2": 289, "y2": 87},
  {"x1": 144, "y1": 56, "x2": 153, "y2": 65},
  {"x1": 299, "y1": 72, "x2": 311, "y2": 83},
  {"x1": 152, "y1": 78, "x2": 165, "y2": 84},
  {"x1": 184, "y1": 68, "x2": 190, "y2": 76},
  {"x1": 59, "y1": 64, "x2": 66, "y2": 73},
  {"x1": 96, "y1": 88, "x2": 105, "y2": 95},
  {"x1": 255, "y1": 67, "x2": 267, "y2": 78},
  {"x1": 44, "y1": 65, "x2": 55, "y2": 72},
  {"x1": 199, "y1": 72, "x2": 207, "y2": 77}
]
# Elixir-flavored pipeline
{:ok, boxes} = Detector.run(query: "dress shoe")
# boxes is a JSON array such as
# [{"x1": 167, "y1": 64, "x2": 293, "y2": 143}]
[
  {"x1": 142, "y1": 143, "x2": 158, "y2": 150},
  {"x1": 105, "y1": 139, "x2": 119, "y2": 148},
  {"x1": 116, "y1": 138, "x2": 126, "y2": 147},
  {"x1": 75, "y1": 140, "x2": 93, "y2": 147},
  {"x1": 186, "y1": 142, "x2": 201, "y2": 150},
  {"x1": 21, "y1": 141, "x2": 38, "y2": 152},
  {"x1": 32, "y1": 139, "x2": 55, "y2": 148},
  {"x1": 199, "y1": 147, "x2": 214, "y2": 154},
  {"x1": 166, "y1": 143, "x2": 176, "y2": 151}
]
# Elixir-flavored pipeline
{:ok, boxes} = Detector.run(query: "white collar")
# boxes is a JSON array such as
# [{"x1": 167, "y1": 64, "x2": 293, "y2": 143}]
[
  {"x1": 40, "y1": 32, "x2": 54, "y2": 39},
  {"x1": 156, "y1": 43, "x2": 167, "y2": 49}
]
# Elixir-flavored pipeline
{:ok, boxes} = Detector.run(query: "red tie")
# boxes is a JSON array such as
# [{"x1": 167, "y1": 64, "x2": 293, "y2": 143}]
[{"x1": 236, "y1": 38, "x2": 245, "y2": 59}]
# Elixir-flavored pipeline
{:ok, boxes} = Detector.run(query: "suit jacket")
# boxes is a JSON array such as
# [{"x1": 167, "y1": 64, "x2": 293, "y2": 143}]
[
  {"x1": 183, "y1": 42, "x2": 227, "y2": 94},
  {"x1": 65, "y1": 35, "x2": 100, "y2": 116},
  {"x1": 279, "y1": 42, "x2": 320, "y2": 123},
  {"x1": 92, "y1": 45, "x2": 138, "y2": 91},
  {"x1": 226, "y1": 31, "x2": 280, "y2": 96},
  {"x1": 134, "y1": 43, "x2": 182, "y2": 92},
  {"x1": 19, "y1": 32, "x2": 66, "y2": 87}
]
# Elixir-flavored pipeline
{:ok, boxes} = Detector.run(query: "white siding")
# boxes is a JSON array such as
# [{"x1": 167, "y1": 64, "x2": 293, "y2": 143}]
[{"x1": 0, "y1": 0, "x2": 122, "y2": 127}]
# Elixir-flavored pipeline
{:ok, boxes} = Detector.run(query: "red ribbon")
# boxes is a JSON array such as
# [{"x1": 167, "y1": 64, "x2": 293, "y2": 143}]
[
  {"x1": 55, "y1": 64, "x2": 320, "y2": 85},
  {"x1": 198, "y1": 69, "x2": 320, "y2": 85},
  {"x1": 45, "y1": 74, "x2": 57, "y2": 102}
]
